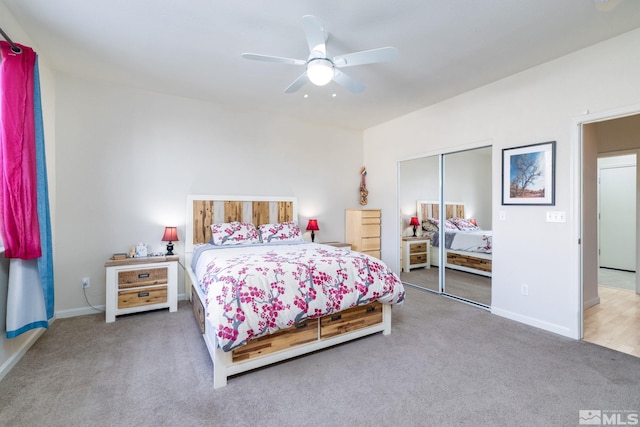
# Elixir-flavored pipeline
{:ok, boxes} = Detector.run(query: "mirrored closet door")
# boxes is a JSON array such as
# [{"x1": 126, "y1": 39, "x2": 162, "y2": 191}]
[{"x1": 399, "y1": 146, "x2": 492, "y2": 308}]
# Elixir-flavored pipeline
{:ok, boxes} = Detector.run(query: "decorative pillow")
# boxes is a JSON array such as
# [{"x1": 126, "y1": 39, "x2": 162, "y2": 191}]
[
  {"x1": 421, "y1": 220, "x2": 438, "y2": 233},
  {"x1": 424, "y1": 217, "x2": 459, "y2": 231},
  {"x1": 258, "y1": 221, "x2": 303, "y2": 243},
  {"x1": 450, "y1": 217, "x2": 479, "y2": 231},
  {"x1": 210, "y1": 222, "x2": 260, "y2": 245}
]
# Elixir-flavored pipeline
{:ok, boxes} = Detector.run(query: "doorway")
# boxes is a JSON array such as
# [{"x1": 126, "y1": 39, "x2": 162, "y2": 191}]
[{"x1": 580, "y1": 112, "x2": 640, "y2": 358}]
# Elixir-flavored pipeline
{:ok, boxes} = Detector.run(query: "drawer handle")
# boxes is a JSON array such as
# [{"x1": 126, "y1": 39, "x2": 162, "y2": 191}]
[
  {"x1": 331, "y1": 314, "x2": 342, "y2": 321},
  {"x1": 138, "y1": 273, "x2": 150, "y2": 279},
  {"x1": 296, "y1": 322, "x2": 308, "y2": 329},
  {"x1": 366, "y1": 306, "x2": 376, "y2": 313},
  {"x1": 138, "y1": 292, "x2": 150, "y2": 297}
]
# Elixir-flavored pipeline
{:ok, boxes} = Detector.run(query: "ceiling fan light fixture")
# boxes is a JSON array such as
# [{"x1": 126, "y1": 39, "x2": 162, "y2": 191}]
[{"x1": 307, "y1": 58, "x2": 334, "y2": 86}]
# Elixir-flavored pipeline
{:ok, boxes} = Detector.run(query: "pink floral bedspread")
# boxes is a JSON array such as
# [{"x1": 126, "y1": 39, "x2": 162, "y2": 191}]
[{"x1": 194, "y1": 243, "x2": 405, "y2": 351}]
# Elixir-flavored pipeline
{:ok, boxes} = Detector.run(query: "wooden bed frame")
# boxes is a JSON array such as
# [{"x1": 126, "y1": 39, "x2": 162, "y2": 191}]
[
  {"x1": 417, "y1": 200, "x2": 492, "y2": 277},
  {"x1": 185, "y1": 195, "x2": 393, "y2": 388}
]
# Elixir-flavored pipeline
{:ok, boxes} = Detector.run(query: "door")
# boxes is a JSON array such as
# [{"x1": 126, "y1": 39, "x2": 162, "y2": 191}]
[{"x1": 599, "y1": 156, "x2": 636, "y2": 271}]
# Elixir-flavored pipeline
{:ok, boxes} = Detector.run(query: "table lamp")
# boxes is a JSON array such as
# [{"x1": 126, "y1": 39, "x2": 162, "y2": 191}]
[
  {"x1": 410, "y1": 217, "x2": 420, "y2": 237},
  {"x1": 306, "y1": 219, "x2": 319, "y2": 243},
  {"x1": 162, "y1": 226, "x2": 178, "y2": 255}
]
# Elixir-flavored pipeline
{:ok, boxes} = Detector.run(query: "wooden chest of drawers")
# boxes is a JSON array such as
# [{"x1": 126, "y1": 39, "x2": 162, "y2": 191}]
[
  {"x1": 105, "y1": 256, "x2": 179, "y2": 322},
  {"x1": 345, "y1": 209, "x2": 381, "y2": 259}
]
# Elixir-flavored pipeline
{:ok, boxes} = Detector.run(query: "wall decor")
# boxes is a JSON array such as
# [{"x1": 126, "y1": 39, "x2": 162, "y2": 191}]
[
  {"x1": 360, "y1": 166, "x2": 368, "y2": 205},
  {"x1": 502, "y1": 141, "x2": 555, "y2": 205}
]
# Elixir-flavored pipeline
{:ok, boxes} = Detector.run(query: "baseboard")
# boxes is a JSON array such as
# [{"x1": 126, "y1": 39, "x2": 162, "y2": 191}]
[
  {"x1": 0, "y1": 328, "x2": 45, "y2": 382},
  {"x1": 55, "y1": 293, "x2": 188, "y2": 319},
  {"x1": 583, "y1": 296, "x2": 600, "y2": 310},
  {"x1": 491, "y1": 306, "x2": 577, "y2": 339}
]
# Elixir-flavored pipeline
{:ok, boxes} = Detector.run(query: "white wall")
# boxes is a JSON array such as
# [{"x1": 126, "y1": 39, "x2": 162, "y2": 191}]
[
  {"x1": 53, "y1": 74, "x2": 363, "y2": 315},
  {"x1": 363, "y1": 28, "x2": 640, "y2": 339}
]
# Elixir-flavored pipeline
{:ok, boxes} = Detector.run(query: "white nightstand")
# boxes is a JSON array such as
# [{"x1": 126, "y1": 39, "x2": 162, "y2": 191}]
[
  {"x1": 402, "y1": 237, "x2": 430, "y2": 272},
  {"x1": 105, "y1": 255, "x2": 179, "y2": 322}
]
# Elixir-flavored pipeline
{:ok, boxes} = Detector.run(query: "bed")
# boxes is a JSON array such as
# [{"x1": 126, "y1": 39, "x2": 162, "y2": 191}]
[
  {"x1": 185, "y1": 195, "x2": 405, "y2": 388},
  {"x1": 417, "y1": 200, "x2": 492, "y2": 277}
]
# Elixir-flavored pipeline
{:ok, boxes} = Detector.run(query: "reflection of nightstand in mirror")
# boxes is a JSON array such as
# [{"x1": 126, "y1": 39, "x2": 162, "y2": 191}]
[{"x1": 402, "y1": 237, "x2": 430, "y2": 272}]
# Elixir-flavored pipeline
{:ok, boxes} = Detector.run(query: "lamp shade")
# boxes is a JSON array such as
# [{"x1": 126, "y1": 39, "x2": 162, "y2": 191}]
[
  {"x1": 307, "y1": 59, "x2": 334, "y2": 86},
  {"x1": 409, "y1": 217, "x2": 420, "y2": 226},
  {"x1": 306, "y1": 219, "x2": 320, "y2": 231},
  {"x1": 161, "y1": 226, "x2": 178, "y2": 242}
]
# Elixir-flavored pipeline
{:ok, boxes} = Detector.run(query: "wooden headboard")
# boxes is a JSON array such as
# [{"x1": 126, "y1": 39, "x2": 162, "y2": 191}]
[
  {"x1": 417, "y1": 200, "x2": 465, "y2": 222},
  {"x1": 186, "y1": 195, "x2": 297, "y2": 252}
]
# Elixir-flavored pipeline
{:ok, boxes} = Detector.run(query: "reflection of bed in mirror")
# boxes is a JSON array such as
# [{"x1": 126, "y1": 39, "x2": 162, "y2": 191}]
[{"x1": 417, "y1": 201, "x2": 492, "y2": 277}]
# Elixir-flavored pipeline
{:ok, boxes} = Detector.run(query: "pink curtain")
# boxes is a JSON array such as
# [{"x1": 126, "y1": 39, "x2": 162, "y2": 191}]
[{"x1": 0, "y1": 42, "x2": 41, "y2": 260}]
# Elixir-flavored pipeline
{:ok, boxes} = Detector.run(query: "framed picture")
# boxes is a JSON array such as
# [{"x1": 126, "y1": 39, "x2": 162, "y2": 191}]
[{"x1": 502, "y1": 141, "x2": 555, "y2": 205}]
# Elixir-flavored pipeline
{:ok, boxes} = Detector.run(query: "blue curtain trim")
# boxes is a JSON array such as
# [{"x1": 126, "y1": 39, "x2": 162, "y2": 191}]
[{"x1": 6, "y1": 321, "x2": 49, "y2": 339}]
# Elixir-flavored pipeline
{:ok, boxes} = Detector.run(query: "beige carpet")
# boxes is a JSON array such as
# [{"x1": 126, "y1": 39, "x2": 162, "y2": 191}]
[{"x1": 1, "y1": 287, "x2": 639, "y2": 426}]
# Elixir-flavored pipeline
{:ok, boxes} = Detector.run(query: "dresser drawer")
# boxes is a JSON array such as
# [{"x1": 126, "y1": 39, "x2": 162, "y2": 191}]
[
  {"x1": 360, "y1": 210, "x2": 381, "y2": 221},
  {"x1": 360, "y1": 224, "x2": 381, "y2": 238},
  {"x1": 320, "y1": 302, "x2": 383, "y2": 339},
  {"x1": 364, "y1": 250, "x2": 381, "y2": 259},
  {"x1": 118, "y1": 267, "x2": 168, "y2": 289},
  {"x1": 360, "y1": 237, "x2": 381, "y2": 252},
  {"x1": 410, "y1": 243, "x2": 427, "y2": 253},
  {"x1": 232, "y1": 319, "x2": 319, "y2": 362},
  {"x1": 118, "y1": 286, "x2": 167, "y2": 309}
]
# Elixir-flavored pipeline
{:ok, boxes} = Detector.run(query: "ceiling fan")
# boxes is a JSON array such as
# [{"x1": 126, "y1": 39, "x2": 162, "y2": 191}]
[{"x1": 241, "y1": 15, "x2": 398, "y2": 94}]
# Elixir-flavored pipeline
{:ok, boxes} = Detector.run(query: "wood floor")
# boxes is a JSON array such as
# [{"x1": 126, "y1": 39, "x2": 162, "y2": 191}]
[{"x1": 583, "y1": 269, "x2": 639, "y2": 358}]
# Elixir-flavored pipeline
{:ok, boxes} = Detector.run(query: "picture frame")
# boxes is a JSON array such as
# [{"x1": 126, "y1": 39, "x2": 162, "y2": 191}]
[{"x1": 502, "y1": 141, "x2": 555, "y2": 205}]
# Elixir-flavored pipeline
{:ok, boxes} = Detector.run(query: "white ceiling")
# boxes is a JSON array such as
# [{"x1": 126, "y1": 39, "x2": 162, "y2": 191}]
[{"x1": 4, "y1": 0, "x2": 640, "y2": 130}]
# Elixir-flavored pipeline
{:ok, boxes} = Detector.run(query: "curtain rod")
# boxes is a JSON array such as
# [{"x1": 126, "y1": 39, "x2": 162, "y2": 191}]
[{"x1": 0, "y1": 26, "x2": 23, "y2": 54}]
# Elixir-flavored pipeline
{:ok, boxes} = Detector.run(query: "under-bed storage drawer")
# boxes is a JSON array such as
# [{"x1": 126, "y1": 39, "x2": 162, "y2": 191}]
[
  {"x1": 192, "y1": 285, "x2": 205, "y2": 334},
  {"x1": 232, "y1": 319, "x2": 319, "y2": 362},
  {"x1": 320, "y1": 302, "x2": 383, "y2": 339},
  {"x1": 118, "y1": 286, "x2": 167, "y2": 309},
  {"x1": 447, "y1": 251, "x2": 491, "y2": 272}
]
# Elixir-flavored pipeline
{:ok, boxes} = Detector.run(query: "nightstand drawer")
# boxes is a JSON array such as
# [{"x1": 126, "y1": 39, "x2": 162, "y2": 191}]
[
  {"x1": 410, "y1": 243, "x2": 427, "y2": 253},
  {"x1": 118, "y1": 286, "x2": 167, "y2": 309},
  {"x1": 118, "y1": 267, "x2": 168, "y2": 289},
  {"x1": 410, "y1": 253, "x2": 427, "y2": 264}
]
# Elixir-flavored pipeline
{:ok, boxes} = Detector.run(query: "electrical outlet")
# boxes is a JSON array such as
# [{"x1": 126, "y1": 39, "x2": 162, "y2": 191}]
[
  {"x1": 521, "y1": 284, "x2": 528, "y2": 296},
  {"x1": 82, "y1": 277, "x2": 91, "y2": 289}
]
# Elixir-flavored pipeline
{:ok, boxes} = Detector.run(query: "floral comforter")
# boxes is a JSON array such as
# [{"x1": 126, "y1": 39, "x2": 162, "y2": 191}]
[
  {"x1": 193, "y1": 243, "x2": 405, "y2": 351},
  {"x1": 430, "y1": 230, "x2": 492, "y2": 254}
]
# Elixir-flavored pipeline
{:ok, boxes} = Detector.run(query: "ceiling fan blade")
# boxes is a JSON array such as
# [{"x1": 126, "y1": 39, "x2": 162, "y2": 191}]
[
  {"x1": 302, "y1": 15, "x2": 327, "y2": 57},
  {"x1": 333, "y1": 69, "x2": 365, "y2": 94},
  {"x1": 284, "y1": 72, "x2": 309, "y2": 93},
  {"x1": 333, "y1": 47, "x2": 399, "y2": 68},
  {"x1": 242, "y1": 53, "x2": 306, "y2": 66}
]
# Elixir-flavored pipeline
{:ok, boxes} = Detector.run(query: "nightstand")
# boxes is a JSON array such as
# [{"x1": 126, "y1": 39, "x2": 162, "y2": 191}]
[
  {"x1": 105, "y1": 255, "x2": 179, "y2": 322},
  {"x1": 402, "y1": 237, "x2": 430, "y2": 272}
]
